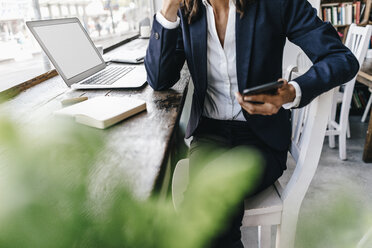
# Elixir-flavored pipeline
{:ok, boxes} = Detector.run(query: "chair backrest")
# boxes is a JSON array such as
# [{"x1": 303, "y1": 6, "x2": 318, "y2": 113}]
[
  {"x1": 336, "y1": 24, "x2": 372, "y2": 133},
  {"x1": 280, "y1": 25, "x2": 371, "y2": 209},
  {"x1": 296, "y1": 52, "x2": 313, "y2": 74},
  {"x1": 281, "y1": 88, "x2": 333, "y2": 209},
  {"x1": 284, "y1": 52, "x2": 313, "y2": 81},
  {"x1": 172, "y1": 158, "x2": 190, "y2": 209},
  {"x1": 341, "y1": 24, "x2": 371, "y2": 95},
  {"x1": 345, "y1": 24, "x2": 372, "y2": 64}
]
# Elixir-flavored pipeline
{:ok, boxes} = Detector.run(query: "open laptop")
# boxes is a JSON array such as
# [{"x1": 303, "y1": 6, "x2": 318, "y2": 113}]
[{"x1": 26, "y1": 18, "x2": 147, "y2": 89}]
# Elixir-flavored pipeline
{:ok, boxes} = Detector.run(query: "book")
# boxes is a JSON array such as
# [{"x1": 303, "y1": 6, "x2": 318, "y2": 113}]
[
  {"x1": 353, "y1": 92, "x2": 362, "y2": 109},
  {"x1": 356, "y1": 1, "x2": 361, "y2": 24},
  {"x1": 338, "y1": 6, "x2": 341, "y2": 24},
  {"x1": 321, "y1": 1, "x2": 364, "y2": 25},
  {"x1": 360, "y1": 3, "x2": 366, "y2": 20},
  {"x1": 333, "y1": 6, "x2": 338, "y2": 24},
  {"x1": 358, "y1": 89, "x2": 367, "y2": 107},
  {"x1": 323, "y1": 7, "x2": 328, "y2": 21},
  {"x1": 328, "y1": 7, "x2": 332, "y2": 23},
  {"x1": 54, "y1": 96, "x2": 147, "y2": 129},
  {"x1": 103, "y1": 39, "x2": 148, "y2": 64},
  {"x1": 346, "y1": 3, "x2": 352, "y2": 24},
  {"x1": 341, "y1": 4, "x2": 346, "y2": 25}
]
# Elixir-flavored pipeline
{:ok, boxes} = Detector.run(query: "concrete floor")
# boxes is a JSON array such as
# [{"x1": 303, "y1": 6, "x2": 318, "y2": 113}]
[{"x1": 241, "y1": 116, "x2": 372, "y2": 247}]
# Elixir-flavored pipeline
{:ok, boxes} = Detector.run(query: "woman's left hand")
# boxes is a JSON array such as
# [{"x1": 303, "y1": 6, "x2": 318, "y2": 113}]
[{"x1": 235, "y1": 79, "x2": 296, "y2": 116}]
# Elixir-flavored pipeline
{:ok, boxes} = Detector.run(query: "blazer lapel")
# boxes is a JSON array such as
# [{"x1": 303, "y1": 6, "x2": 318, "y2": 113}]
[
  {"x1": 189, "y1": 4, "x2": 208, "y2": 95},
  {"x1": 236, "y1": 2, "x2": 258, "y2": 92}
]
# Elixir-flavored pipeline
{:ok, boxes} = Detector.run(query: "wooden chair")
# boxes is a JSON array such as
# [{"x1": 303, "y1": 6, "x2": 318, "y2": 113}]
[
  {"x1": 172, "y1": 88, "x2": 333, "y2": 248},
  {"x1": 326, "y1": 24, "x2": 372, "y2": 160}
]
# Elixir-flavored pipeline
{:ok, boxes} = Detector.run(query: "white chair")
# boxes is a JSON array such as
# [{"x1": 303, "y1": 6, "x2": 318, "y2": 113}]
[
  {"x1": 326, "y1": 24, "x2": 372, "y2": 160},
  {"x1": 361, "y1": 87, "x2": 372, "y2": 123},
  {"x1": 172, "y1": 88, "x2": 333, "y2": 248},
  {"x1": 284, "y1": 51, "x2": 313, "y2": 88},
  {"x1": 179, "y1": 75, "x2": 194, "y2": 147}
]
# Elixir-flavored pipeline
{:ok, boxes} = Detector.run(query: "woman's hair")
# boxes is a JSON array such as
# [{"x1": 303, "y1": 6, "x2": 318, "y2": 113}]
[{"x1": 181, "y1": 0, "x2": 255, "y2": 24}]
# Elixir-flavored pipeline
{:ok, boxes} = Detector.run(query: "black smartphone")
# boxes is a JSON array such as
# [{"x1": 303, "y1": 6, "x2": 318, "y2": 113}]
[{"x1": 243, "y1": 81, "x2": 284, "y2": 96}]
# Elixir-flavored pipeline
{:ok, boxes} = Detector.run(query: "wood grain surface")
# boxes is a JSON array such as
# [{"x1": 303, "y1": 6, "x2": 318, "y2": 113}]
[
  {"x1": 358, "y1": 58, "x2": 372, "y2": 88},
  {"x1": 0, "y1": 70, "x2": 58, "y2": 101},
  {"x1": 1, "y1": 44, "x2": 190, "y2": 198}
]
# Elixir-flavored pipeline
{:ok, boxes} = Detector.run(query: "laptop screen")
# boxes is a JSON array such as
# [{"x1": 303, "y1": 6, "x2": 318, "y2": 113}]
[{"x1": 33, "y1": 22, "x2": 103, "y2": 79}]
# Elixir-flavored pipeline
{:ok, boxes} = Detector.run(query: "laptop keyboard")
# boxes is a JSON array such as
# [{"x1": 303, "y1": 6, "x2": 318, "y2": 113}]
[{"x1": 80, "y1": 66, "x2": 135, "y2": 85}]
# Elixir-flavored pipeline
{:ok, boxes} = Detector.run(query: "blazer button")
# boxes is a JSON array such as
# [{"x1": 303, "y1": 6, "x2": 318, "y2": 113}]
[{"x1": 154, "y1": 32, "x2": 160, "y2": 40}]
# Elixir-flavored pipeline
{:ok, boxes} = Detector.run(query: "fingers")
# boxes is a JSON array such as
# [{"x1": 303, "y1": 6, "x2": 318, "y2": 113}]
[
  {"x1": 244, "y1": 102, "x2": 280, "y2": 115},
  {"x1": 243, "y1": 78, "x2": 291, "y2": 105},
  {"x1": 277, "y1": 78, "x2": 288, "y2": 93},
  {"x1": 277, "y1": 78, "x2": 296, "y2": 103},
  {"x1": 235, "y1": 92, "x2": 280, "y2": 115},
  {"x1": 235, "y1": 77, "x2": 289, "y2": 115},
  {"x1": 235, "y1": 92, "x2": 244, "y2": 103},
  {"x1": 277, "y1": 78, "x2": 288, "y2": 84},
  {"x1": 244, "y1": 93, "x2": 268, "y2": 103}
]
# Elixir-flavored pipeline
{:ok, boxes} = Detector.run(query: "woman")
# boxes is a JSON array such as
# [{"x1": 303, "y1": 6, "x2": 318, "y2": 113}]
[{"x1": 145, "y1": 0, "x2": 359, "y2": 247}]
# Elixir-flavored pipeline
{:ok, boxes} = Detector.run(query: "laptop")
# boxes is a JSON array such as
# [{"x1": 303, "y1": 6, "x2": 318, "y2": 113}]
[{"x1": 26, "y1": 18, "x2": 147, "y2": 89}]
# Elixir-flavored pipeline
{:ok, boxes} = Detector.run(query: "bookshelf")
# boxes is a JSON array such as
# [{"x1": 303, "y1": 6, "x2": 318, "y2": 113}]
[
  {"x1": 320, "y1": 0, "x2": 372, "y2": 116},
  {"x1": 320, "y1": 0, "x2": 372, "y2": 42},
  {"x1": 350, "y1": 84, "x2": 370, "y2": 115}
]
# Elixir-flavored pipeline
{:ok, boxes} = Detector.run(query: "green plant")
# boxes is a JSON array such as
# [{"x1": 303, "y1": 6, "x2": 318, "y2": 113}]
[{"x1": 0, "y1": 115, "x2": 262, "y2": 248}]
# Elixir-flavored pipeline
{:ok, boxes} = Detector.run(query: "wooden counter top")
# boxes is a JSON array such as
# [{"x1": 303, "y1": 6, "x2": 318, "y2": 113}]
[{"x1": 1, "y1": 43, "x2": 190, "y2": 198}]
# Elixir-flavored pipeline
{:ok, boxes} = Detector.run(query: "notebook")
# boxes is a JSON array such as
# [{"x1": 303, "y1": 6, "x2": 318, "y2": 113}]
[
  {"x1": 54, "y1": 96, "x2": 146, "y2": 129},
  {"x1": 104, "y1": 38, "x2": 148, "y2": 64}
]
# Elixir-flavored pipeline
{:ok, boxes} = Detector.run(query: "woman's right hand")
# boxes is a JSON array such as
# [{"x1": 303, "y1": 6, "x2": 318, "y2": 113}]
[{"x1": 161, "y1": 0, "x2": 182, "y2": 22}]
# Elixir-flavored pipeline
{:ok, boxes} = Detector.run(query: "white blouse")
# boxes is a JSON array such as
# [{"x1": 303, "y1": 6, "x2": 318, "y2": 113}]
[{"x1": 155, "y1": 0, "x2": 301, "y2": 120}]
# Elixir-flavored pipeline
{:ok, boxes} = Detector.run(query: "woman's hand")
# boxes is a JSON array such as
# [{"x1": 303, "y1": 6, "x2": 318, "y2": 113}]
[
  {"x1": 161, "y1": 0, "x2": 182, "y2": 22},
  {"x1": 235, "y1": 79, "x2": 296, "y2": 116}
]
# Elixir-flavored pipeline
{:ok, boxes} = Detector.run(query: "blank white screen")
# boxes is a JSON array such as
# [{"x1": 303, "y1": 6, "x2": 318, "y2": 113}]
[{"x1": 34, "y1": 22, "x2": 102, "y2": 79}]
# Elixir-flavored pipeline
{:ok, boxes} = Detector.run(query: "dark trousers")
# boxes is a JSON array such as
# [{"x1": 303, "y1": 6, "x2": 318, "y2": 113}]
[{"x1": 189, "y1": 117, "x2": 287, "y2": 248}]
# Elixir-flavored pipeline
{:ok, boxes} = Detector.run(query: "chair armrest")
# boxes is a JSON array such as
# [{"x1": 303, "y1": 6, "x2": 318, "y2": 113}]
[{"x1": 284, "y1": 65, "x2": 298, "y2": 81}]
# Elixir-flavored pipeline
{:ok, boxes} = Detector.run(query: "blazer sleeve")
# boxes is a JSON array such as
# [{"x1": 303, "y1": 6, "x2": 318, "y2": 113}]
[
  {"x1": 281, "y1": 0, "x2": 360, "y2": 108},
  {"x1": 144, "y1": 13, "x2": 186, "y2": 91}
]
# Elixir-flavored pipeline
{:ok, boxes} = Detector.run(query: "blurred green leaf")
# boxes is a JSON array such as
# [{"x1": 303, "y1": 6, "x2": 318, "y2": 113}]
[{"x1": 0, "y1": 115, "x2": 262, "y2": 248}]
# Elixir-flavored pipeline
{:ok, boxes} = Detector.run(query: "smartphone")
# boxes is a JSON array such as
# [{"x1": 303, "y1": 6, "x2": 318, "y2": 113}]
[{"x1": 243, "y1": 81, "x2": 283, "y2": 96}]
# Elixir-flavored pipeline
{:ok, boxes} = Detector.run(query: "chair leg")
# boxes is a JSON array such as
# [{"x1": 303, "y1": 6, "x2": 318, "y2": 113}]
[
  {"x1": 275, "y1": 211, "x2": 298, "y2": 248},
  {"x1": 339, "y1": 131, "x2": 347, "y2": 160},
  {"x1": 347, "y1": 121, "x2": 351, "y2": 139},
  {"x1": 328, "y1": 125, "x2": 336, "y2": 148},
  {"x1": 361, "y1": 94, "x2": 372, "y2": 123},
  {"x1": 259, "y1": 226, "x2": 271, "y2": 248},
  {"x1": 338, "y1": 83, "x2": 354, "y2": 160},
  {"x1": 242, "y1": 226, "x2": 259, "y2": 248},
  {"x1": 338, "y1": 103, "x2": 349, "y2": 160},
  {"x1": 328, "y1": 90, "x2": 338, "y2": 148}
]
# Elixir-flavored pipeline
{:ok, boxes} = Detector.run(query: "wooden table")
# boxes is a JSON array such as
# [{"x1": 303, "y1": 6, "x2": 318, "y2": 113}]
[
  {"x1": 356, "y1": 58, "x2": 372, "y2": 162},
  {"x1": 1, "y1": 41, "x2": 190, "y2": 199}
]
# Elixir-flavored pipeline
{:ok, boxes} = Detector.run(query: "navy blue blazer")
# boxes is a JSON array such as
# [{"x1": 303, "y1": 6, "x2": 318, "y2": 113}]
[{"x1": 144, "y1": 0, "x2": 359, "y2": 151}]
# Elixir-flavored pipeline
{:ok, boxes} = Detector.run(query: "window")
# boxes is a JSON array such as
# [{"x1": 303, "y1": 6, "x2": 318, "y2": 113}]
[{"x1": 0, "y1": 0, "x2": 152, "y2": 92}]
